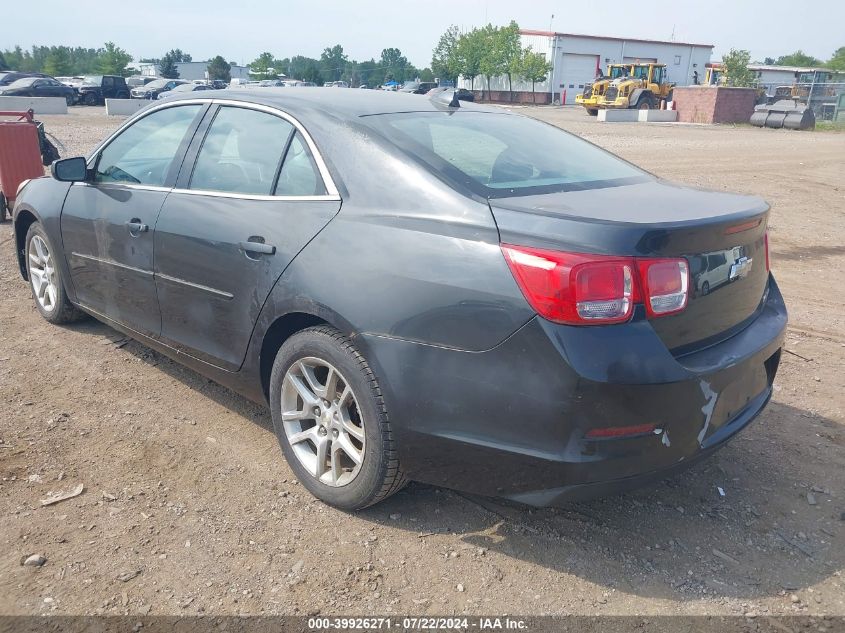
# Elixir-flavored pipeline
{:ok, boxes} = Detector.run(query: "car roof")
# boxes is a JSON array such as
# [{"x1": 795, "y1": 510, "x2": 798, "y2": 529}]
[{"x1": 162, "y1": 87, "x2": 499, "y2": 119}]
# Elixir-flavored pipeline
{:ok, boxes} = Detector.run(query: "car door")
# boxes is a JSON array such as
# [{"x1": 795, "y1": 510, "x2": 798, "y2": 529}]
[
  {"x1": 153, "y1": 103, "x2": 342, "y2": 370},
  {"x1": 102, "y1": 75, "x2": 114, "y2": 98},
  {"x1": 60, "y1": 103, "x2": 207, "y2": 337}
]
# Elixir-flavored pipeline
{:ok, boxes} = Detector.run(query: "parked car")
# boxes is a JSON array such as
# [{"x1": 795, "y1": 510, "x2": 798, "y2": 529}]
[
  {"x1": 126, "y1": 76, "x2": 157, "y2": 88},
  {"x1": 425, "y1": 86, "x2": 475, "y2": 102},
  {"x1": 11, "y1": 91, "x2": 785, "y2": 511},
  {"x1": 75, "y1": 75, "x2": 130, "y2": 105},
  {"x1": 0, "y1": 76, "x2": 76, "y2": 105},
  {"x1": 130, "y1": 78, "x2": 187, "y2": 100},
  {"x1": 0, "y1": 71, "x2": 49, "y2": 87},
  {"x1": 401, "y1": 81, "x2": 438, "y2": 94},
  {"x1": 325, "y1": 81, "x2": 349, "y2": 88},
  {"x1": 210, "y1": 80, "x2": 228, "y2": 89},
  {"x1": 259, "y1": 79, "x2": 285, "y2": 87},
  {"x1": 157, "y1": 83, "x2": 215, "y2": 99}
]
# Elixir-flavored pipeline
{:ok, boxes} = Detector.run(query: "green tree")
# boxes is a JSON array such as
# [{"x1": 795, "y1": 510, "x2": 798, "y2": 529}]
[
  {"x1": 498, "y1": 21, "x2": 522, "y2": 101},
  {"x1": 44, "y1": 47, "x2": 73, "y2": 77},
  {"x1": 249, "y1": 52, "x2": 277, "y2": 79},
  {"x1": 207, "y1": 55, "x2": 231, "y2": 82},
  {"x1": 159, "y1": 53, "x2": 179, "y2": 79},
  {"x1": 456, "y1": 27, "x2": 483, "y2": 90},
  {"x1": 320, "y1": 45, "x2": 348, "y2": 82},
  {"x1": 0, "y1": 51, "x2": 9, "y2": 71},
  {"x1": 519, "y1": 47, "x2": 553, "y2": 103},
  {"x1": 98, "y1": 42, "x2": 132, "y2": 76},
  {"x1": 827, "y1": 47, "x2": 845, "y2": 71},
  {"x1": 775, "y1": 50, "x2": 822, "y2": 67},
  {"x1": 420, "y1": 68, "x2": 435, "y2": 82},
  {"x1": 722, "y1": 48, "x2": 755, "y2": 87},
  {"x1": 431, "y1": 25, "x2": 461, "y2": 84},
  {"x1": 166, "y1": 49, "x2": 192, "y2": 63},
  {"x1": 478, "y1": 24, "x2": 504, "y2": 100},
  {"x1": 380, "y1": 47, "x2": 410, "y2": 82}
]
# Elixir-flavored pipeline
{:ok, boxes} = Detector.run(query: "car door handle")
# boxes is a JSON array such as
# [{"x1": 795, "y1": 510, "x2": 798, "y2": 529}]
[
  {"x1": 126, "y1": 219, "x2": 149, "y2": 233},
  {"x1": 239, "y1": 240, "x2": 276, "y2": 255}
]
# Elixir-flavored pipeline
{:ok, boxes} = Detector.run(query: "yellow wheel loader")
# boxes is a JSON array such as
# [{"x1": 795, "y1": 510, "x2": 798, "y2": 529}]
[
  {"x1": 576, "y1": 64, "x2": 634, "y2": 115},
  {"x1": 596, "y1": 63, "x2": 674, "y2": 110}
]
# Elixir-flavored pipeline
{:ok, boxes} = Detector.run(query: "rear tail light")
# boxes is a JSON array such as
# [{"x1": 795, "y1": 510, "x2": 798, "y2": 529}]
[
  {"x1": 501, "y1": 244, "x2": 691, "y2": 325},
  {"x1": 636, "y1": 258, "x2": 689, "y2": 317},
  {"x1": 501, "y1": 246, "x2": 635, "y2": 324}
]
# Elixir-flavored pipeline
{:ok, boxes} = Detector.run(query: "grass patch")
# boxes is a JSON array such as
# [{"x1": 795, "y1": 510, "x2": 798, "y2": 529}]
[{"x1": 815, "y1": 120, "x2": 845, "y2": 132}]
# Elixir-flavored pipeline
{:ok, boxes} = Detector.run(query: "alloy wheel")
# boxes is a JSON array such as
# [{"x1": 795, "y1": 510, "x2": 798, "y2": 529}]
[
  {"x1": 281, "y1": 357, "x2": 365, "y2": 487},
  {"x1": 28, "y1": 235, "x2": 58, "y2": 313}
]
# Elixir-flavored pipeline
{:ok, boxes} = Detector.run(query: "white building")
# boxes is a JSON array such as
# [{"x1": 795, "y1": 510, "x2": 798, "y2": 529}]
[
  {"x1": 460, "y1": 29, "x2": 713, "y2": 104},
  {"x1": 131, "y1": 61, "x2": 251, "y2": 82}
]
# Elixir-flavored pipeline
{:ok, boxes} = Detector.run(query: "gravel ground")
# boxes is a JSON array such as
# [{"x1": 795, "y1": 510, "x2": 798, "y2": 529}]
[{"x1": 0, "y1": 105, "x2": 843, "y2": 619}]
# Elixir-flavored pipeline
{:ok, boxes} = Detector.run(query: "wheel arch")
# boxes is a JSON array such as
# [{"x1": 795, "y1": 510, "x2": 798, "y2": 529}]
[
  {"x1": 258, "y1": 312, "x2": 331, "y2": 400},
  {"x1": 13, "y1": 207, "x2": 40, "y2": 280}
]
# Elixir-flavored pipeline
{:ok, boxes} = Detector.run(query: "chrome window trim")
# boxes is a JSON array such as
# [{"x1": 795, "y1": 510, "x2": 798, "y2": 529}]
[
  {"x1": 86, "y1": 97, "x2": 341, "y2": 200},
  {"x1": 168, "y1": 188, "x2": 340, "y2": 202},
  {"x1": 72, "y1": 182, "x2": 171, "y2": 193}
]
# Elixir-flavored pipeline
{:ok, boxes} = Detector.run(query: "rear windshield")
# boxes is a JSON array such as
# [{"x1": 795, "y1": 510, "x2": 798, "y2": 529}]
[{"x1": 374, "y1": 111, "x2": 648, "y2": 198}]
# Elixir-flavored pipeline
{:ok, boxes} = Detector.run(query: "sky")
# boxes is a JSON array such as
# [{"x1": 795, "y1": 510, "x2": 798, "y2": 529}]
[{"x1": 3, "y1": 0, "x2": 842, "y2": 68}]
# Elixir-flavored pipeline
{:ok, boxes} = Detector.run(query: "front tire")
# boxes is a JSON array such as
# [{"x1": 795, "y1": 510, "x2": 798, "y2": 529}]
[
  {"x1": 269, "y1": 326, "x2": 406, "y2": 510},
  {"x1": 83, "y1": 92, "x2": 98, "y2": 106},
  {"x1": 586, "y1": 108, "x2": 598, "y2": 116},
  {"x1": 637, "y1": 95, "x2": 655, "y2": 110},
  {"x1": 25, "y1": 223, "x2": 85, "y2": 324}
]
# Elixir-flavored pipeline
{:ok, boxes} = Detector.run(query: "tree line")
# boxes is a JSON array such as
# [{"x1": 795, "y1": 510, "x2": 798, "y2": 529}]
[
  {"x1": 2, "y1": 37, "x2": 841, "y2": 90},
  {"x1": 246, "y1": 45, "x2": 433, "y2": 87},
  {"x1": 431, "y1": 22, "x2": 552, "y2": 101}
]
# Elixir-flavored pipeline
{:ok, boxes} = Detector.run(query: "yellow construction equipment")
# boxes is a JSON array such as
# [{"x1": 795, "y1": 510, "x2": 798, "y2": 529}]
[
  {"x1": 575, "y1": 64, "x2": 634, "y2": 115},
  {"x1": 596, "y1": 63, "x2": 673, "y2": 110},
  {"x1": 705, "y1": 63, "x2": 725, "y2": 86}
]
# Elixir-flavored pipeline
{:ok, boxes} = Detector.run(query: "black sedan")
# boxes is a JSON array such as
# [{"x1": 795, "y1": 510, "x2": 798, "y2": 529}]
[
  {"x1": 0, "y1": 76, "x2": 77, "y2": 104},
  {"x1": 11, "y1": 90, "x2": 786, "y2": 510}
]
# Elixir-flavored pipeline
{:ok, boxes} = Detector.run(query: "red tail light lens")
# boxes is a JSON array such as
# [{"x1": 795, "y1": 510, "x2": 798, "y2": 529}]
[
  {"x1": 637, "y1": 258, "x2": 689, "y2": 317},
  {"x1": 501, "y1": 245, "x2": 635, "y2": 324},
  {"x1": 502, "y1": 244, "x2": 691, "y2": 325}
]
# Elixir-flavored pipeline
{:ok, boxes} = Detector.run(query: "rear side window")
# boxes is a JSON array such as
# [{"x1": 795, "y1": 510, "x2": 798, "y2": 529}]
[
  {"x1": 377, "y1": 111, "x2": 648, "y2": 198},
  {"x1": 274, "y1": 132, "x2": 327, "y2": 196},
  {"x1": 190, "y1": 106, "x2": 293, "y2": 195},
  {"x1": 94, "y1": 105, "x2": 202, "y2": 186}
]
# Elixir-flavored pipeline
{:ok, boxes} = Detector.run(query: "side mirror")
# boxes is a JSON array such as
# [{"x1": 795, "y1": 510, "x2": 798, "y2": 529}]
[{"x1": 51, "y1": 157, "x2": 88, "y2": 182}]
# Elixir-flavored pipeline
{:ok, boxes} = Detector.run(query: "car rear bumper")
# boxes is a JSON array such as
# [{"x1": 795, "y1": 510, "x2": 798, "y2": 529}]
[{"x1": 362, "y1": 276, "x2": 786, "y2": 506}]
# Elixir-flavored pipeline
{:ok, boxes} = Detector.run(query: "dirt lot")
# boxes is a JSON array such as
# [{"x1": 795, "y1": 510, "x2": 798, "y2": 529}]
[{"x1": 1, "y1": 106, "x2": 843, "y2": 619}]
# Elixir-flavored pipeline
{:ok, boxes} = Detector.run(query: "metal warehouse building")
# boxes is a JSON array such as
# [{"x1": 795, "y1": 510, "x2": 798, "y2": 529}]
[{"x1": 459, "y1": 29, "x2": 713, "y2": 104}]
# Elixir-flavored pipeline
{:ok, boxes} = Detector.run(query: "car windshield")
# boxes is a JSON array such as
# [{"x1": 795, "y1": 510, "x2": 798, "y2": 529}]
[
  {"x1": 82, "y1": 75, "x2": 103, "y2": 86},
  {"x1": 609, "y1": 67, "x2": 628, "y2": 79},
  {"x1": 7, "y1": 77, "x2": 38, "y2": 88},
  {"x1": 376, "y1": 111, "x2": 648, "y2": 198}
]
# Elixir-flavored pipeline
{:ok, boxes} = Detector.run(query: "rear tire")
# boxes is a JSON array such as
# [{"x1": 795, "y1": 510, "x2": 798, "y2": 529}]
[
  {"x1": 65, "y1": 94, "x2": 74, "y2": 106},
  {"x1": 0, "y1": 193, "x2": 7, "y2": 223},
  {"x1": 24, "y1": 222, "x2": 86, "y2": 324},
  {"x1": 269, "y1": 325, "x2": 407, "y2": 510},
  {"x1": 83, "y1": 92, "x2": 98, "y2": 106}
]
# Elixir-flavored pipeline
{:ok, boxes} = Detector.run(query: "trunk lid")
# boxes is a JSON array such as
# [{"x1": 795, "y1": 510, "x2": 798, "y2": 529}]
[{"x1": 490, "y1": 180, "x2": 770, "y2": 353}]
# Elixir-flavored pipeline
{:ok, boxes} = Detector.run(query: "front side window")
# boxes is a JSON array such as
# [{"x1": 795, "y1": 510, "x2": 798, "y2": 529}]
[
  {"x1": 190, "y1": 106, "x2": 294, "y2": 195},
  {"x1": 377, "y1": 111, "x2": 648, "y2": 198},
  {"x1": 94, "y1": 105, "x2": 201, "y2": 186}
]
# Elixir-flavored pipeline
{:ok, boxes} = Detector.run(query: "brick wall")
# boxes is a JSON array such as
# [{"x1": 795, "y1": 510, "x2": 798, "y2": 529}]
[
  {"x1": 473, "y1": 90, "x2": 552, "y2": 105},
  {"x1": 672, "y1": 87, "x2": 757, "y2": 124}
]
